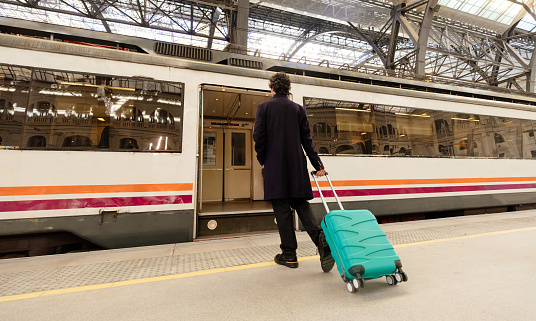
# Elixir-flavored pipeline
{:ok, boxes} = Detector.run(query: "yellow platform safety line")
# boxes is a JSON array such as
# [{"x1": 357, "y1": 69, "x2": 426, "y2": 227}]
[{"x1": 1, "y1": 226, "x2": 535, "y2": 303}]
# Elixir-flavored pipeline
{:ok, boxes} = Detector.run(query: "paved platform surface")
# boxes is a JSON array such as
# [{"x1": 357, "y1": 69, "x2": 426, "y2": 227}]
[{"x1": 1, "y1": 210, "x2": 536, "y2": 320}]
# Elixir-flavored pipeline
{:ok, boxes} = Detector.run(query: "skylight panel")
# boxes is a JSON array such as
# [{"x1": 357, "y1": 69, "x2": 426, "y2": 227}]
[
  {"x1": 438, "y1": 0, "x2": 522, "y2": 25},
  {"x1": 518, "y1": 15, "x2": 536, "y2": 31}
]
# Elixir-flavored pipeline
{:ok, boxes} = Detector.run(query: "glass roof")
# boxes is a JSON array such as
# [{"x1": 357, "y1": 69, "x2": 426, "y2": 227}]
[{"x1": 438, "y1": 0, "x2": 534, "y2": 30}]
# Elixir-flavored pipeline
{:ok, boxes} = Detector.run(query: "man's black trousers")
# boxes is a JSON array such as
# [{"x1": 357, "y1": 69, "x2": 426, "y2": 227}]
[{"x1": 271, "y1": 198, "x2": 321, "y2": 258}]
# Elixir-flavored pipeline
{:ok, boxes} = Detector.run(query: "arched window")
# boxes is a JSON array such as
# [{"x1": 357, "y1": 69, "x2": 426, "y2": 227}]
[
  {"x1": 120, "y1": 138, "x2": 139, "y2": 149},
  {"x1": 387, "y1": 124, "x2": 395, "y2": 135},
  {"x1": 27, "y1": 135, "x2": 46, "y2": 147},
  {"x1": 0, "y1": 99, "x2": 14, "y2": 115},
  {"x1": 459, "y1": 140, "x2": 467, "y2": 150},
  {"x1": 313, "y1": 122, "x2": 330, "y2": 137},
  {"x1": 438, "y1": 144, "x2": 450, "y2": 156},
  {"x1": 435, "y1": 119, "x2": 450, "y2": 134},
  {"x1": 384, "y1": 145, "x2": 390, "y2": 152},
  {"x1": 380, "y1": 126, "x2": 388, "y2": 136},
  {"x1": 318, "y1": 146, "x2": 329, "y2": 154},
  {"x1": 399, "y1": 147, "x2": 406, "y2": 154},
  {"x1": 31, "y1": 101, "x2": 56, "y2": 117},
  {"x1": 494, "y1": 133, "x2": 505, "y2": 144},
  {"x1": 116, "y1": 106, "x2": 144, "y2": 122},
  {"x1": 150, "y1": 108, "x2": 174, "y2": 124},
  {"x1": 356, "y1": 142, "x2": 366, "y2": 154},
  {"x1": 63, "y1": 135, "x2": 92, "y2": 147},
  {"x1": 65, "y1": 103, "x2": 91, "y2": 119},
  {"x1": 335, "y1": 145, "x2": 354, "y2": 154},
  {"x1": 0, "y1": 136, "x2": 2, "y2": 145}
]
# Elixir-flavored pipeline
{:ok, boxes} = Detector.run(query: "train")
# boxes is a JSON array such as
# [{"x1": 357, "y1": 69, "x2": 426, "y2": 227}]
[{"x1": 2, "y1": 30, "x2": 536, "y2": 257}]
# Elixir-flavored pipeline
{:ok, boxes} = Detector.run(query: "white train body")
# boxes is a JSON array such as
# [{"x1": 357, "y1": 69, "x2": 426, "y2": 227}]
[{"x1": 1, "y1": 33, "x2": 536, "y2": 251}]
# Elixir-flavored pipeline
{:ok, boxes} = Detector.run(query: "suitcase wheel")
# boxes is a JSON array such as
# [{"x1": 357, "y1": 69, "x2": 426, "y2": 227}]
[
  {"x1": 386, "y1": 275, "x2": 397, "y2": 286},
  {"x1": 346, "y1": 281, "x2": 357, "y2": 293}
]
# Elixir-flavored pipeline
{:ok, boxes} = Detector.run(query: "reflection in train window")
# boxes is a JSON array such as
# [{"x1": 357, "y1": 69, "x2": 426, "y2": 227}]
[
  {"x1": 31, "y1": 101, "x2": 56, "y2": 117},
  {"x1": 304, "y1": 96, "x2": 536, "y2": 159},
  {"x1": 314, "y1": 122, "x2": 331, "y2": 138},
  {"x1": 5, "y1": 64, "x2": 184, "y2": 152},
  {"x1": 336, "y1": 145, "x2": 354, "y2": 154},
  {"x1": 150, "y1": 108, "x2": 174, "y2": 125},
  {"x1": 318, "y1": 146, "x2": 329, "y2": 154},
  {"x1": 27, "y1": 135, "x2": 46, "y2": 147},
  {"x1": 0, "y1": 66, "x2": 31, "y2": 148},
  {"x1": 63, "y1": 135, "x2": 93, "y2": 147},
  {"x1": 120, "y1": 138, "x2": 139, "y2": 149},
  {"x1": 116, "y1": 106, "x2": 144, "y2": 122}
]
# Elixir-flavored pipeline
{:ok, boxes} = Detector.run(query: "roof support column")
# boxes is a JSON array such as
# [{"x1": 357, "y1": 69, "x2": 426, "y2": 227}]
[
  {"x1": 415, "y1": 0, "x2": 439, "y2": 78},
  {"x1": 528, "y1": 51, "x2": 536, "y2": 92},
  {"x1": 227, "y1": 0, "x2": 249, "y2": 53},
  {"x1": 387, "y1": 4, "x2": 403, "y2": 70}
]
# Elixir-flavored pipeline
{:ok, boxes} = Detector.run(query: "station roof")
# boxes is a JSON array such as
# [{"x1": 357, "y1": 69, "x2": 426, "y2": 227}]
[{"x1": 0, "y1": 0, "x2": 534, "y2": 92}]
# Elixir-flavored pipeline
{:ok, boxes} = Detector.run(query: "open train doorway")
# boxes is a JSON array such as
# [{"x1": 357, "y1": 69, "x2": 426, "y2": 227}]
[{"x1": 198, "y1": 85, "x2": 275, "y2": 238}]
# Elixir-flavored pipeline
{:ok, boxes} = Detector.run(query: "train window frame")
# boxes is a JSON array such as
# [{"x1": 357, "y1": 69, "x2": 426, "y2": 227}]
[{"x1": 0, "y1": 63, "x2": 185, "y2": 153}]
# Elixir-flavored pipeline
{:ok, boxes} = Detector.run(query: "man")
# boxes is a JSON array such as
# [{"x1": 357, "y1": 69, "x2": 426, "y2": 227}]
[{"x1": 253, "y1": 72, "x2": 334, "y2": 272}]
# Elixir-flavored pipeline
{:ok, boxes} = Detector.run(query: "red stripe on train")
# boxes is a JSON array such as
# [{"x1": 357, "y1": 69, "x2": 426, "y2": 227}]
[
  {"x1": 0, "y1": 195, "x2": 193, "y2": 212},
  {"x1": 313, "y1": 183, "x2": 536, "y2": 198}
]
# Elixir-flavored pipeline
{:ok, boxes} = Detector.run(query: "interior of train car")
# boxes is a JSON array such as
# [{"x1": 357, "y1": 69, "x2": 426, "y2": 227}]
[{"x1": 197, "y1": 85, "x2": 275, "y2": 237}]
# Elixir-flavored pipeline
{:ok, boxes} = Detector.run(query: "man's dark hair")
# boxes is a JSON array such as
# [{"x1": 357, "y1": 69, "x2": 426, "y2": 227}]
[{"x1": 269, "y1": 72, "x2": 291, "y2": 95}]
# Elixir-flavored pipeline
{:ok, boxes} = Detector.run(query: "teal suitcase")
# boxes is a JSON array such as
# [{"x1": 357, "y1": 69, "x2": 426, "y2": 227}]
[{"x1": 312, "y1": 172, "x2": 408, "y2": 293}]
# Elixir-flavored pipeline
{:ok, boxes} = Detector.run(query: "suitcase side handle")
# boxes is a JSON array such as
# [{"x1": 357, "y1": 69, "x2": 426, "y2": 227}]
[{"x1": 311, "y1": 171, "x2": 345, "y2": 214}]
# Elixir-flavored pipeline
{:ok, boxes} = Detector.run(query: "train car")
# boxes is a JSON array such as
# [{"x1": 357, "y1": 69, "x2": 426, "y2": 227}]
[{"x1": 2, "y1": 32, "x2": 536, "y2": 256}]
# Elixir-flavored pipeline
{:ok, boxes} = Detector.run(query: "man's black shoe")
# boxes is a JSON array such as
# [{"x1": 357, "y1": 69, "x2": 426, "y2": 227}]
[
  {"x1": 318, "y1": 231, "x2": 335, "y2": 272},
  {"x1": 274, "y1": 254, "x2": 298, "y2": 268}
]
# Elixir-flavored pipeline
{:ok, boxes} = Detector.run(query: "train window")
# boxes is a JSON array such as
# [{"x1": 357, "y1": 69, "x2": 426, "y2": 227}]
[
  {"x1": 521, "y1": 121, "x2": 536, "y2": 159},
  {"x1": 304, "y1": 97, "x2": 385, "y2": 155},
  {"x1": 303, "y1": 96, "x2": 535, "y2": 159},
  {"x1": 0, "y1": 66, "x2": 31, "y2": 148},
  {"x1": 492, "y1": 118, "x2": 522, "y2": 158},
  {"x1": 389, "y1": 107, "x2": 435, "y2": 156},
  {"x1": 231, "y1": 132, "x2": 246, "y2": 166},
  {"x1": 16, "y1": 66, "x2": 183, "y2": 152}
]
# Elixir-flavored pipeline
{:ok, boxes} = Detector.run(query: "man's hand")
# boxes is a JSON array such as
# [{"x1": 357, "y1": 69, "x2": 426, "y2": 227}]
[{"x1": 315, "y1": 169, "x2": 326, "y2": 176}]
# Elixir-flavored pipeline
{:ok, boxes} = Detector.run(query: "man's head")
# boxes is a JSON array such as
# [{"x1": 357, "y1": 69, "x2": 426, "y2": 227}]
[{"x1": 269, "y1": 72, "x2": 291, "y2": 95}]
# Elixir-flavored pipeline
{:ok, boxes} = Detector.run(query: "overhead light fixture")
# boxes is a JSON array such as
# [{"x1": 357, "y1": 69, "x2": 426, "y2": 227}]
[
  {"x1": 451, "y1": 117, "x2": 479, "y2": 122},
  {"x1": 106, "y1": 86, "x2": 135, "y2": 91},
  {"x1": 60, "y1": 82, "x2": 135, "y2": 91},
  {"x1": 60, "y1": 82, "x2": 99, "y2": 88},
  {"x1": 396, "y1": 113, "x2": 430, "y2": 118},
  {"x1": 335, "y1": 107, "x2": 370, "y2": 113}
]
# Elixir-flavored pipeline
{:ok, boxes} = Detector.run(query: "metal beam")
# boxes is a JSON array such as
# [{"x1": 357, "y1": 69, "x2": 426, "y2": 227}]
[{"x1": 348, "y1": 21, "x2": 388, "y2": 67}]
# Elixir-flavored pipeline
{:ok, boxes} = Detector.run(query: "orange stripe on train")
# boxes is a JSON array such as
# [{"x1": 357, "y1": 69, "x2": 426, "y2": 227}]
[{"x1": 0, "y1": 183, "x2": 193, "y2": 197}]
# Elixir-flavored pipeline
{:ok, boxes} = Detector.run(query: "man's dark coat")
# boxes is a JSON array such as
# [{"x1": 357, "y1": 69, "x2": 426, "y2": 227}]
[{"x1": 253, "y1": 93, "x2": 324, "y2": 200}]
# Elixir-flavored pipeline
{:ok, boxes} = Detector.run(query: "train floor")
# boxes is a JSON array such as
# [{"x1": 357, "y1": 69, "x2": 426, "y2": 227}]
[{"x1": 1, "y1": 210, "x2": 536, "y2": 320}]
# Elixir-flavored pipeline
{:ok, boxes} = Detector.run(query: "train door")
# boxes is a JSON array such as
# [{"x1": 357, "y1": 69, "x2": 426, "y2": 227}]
[
  {"x1": 201, "y1": 121, "x2": 252, "y2": 202},
  {"x1": 198, "y1": 85, "x2": 274, "y2": 238}
]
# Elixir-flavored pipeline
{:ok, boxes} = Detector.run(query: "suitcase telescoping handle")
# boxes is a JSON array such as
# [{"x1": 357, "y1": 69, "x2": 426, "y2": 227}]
[{"x1": 311, "y1": 171, "x2": 345, "y2": 214}]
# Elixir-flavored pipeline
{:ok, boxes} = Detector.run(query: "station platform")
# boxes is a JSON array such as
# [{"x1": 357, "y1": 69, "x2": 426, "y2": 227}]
[{"x1": 1, "y1": 210, "x2": 536, "y2": 320}]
